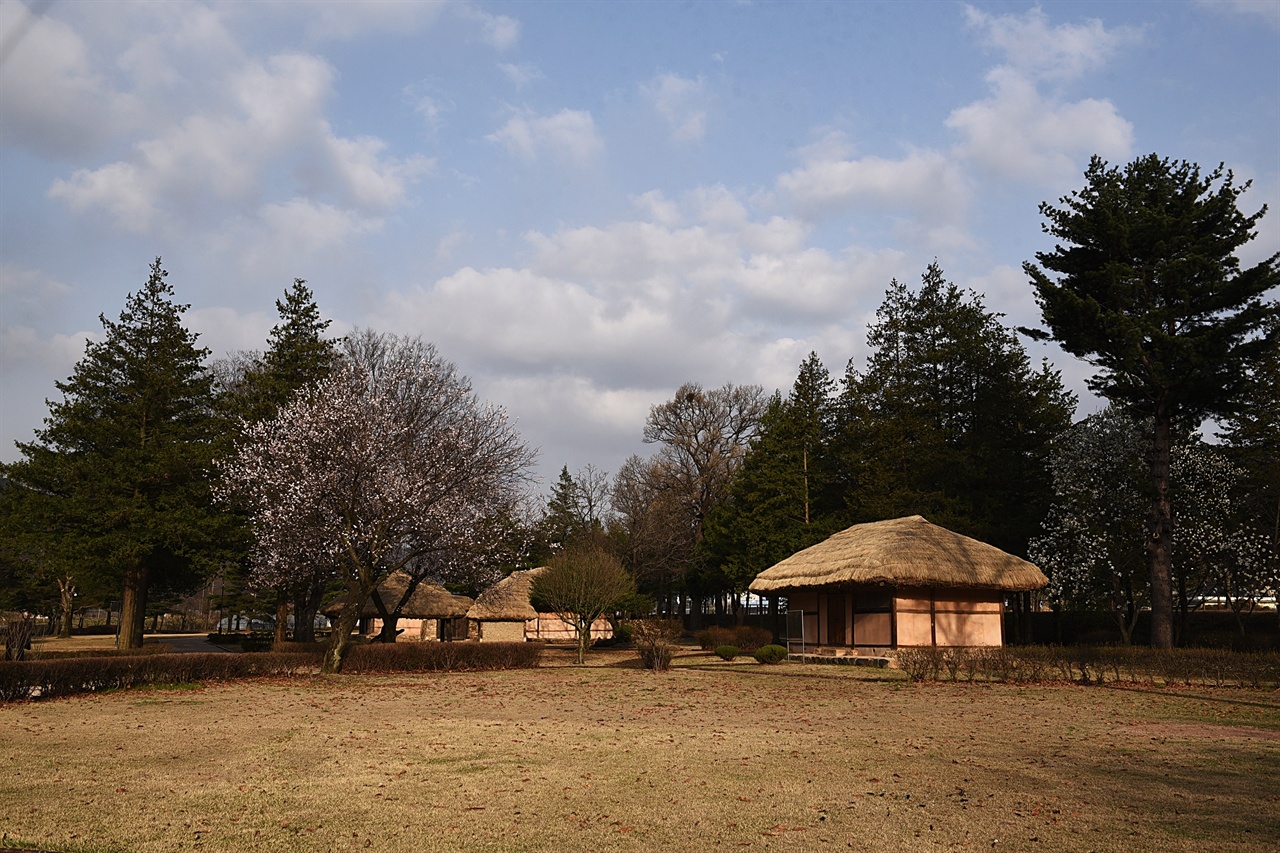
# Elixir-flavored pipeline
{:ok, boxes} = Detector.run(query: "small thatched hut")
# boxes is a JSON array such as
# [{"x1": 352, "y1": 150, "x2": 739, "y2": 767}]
[
  {"x1": 467, "y1": 567, "x2": 613, "y2": 643},
  {"x1": 323, "y1": 573, "x2": 474, "y2": 641},
  {"x1": 748, "y1": 515, "x2": 1046, "y2": 652}
]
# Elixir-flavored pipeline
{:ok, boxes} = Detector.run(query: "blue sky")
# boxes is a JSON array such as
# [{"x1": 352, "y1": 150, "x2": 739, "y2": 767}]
[{"x1": 2, "y1": 0, "x2": 1277, "y2": 490}]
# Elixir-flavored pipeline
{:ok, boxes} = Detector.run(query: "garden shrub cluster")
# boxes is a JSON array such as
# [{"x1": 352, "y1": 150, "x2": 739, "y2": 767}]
[
  {"x1": 895, "y1": 645, "x2": 1280, "y2": 688},
  {"x1": 714, "y1": 645, "x2": 739, "y2": 661},
  {"x1": 696, "y1": 625, "x2": 773, "y2": 652}
]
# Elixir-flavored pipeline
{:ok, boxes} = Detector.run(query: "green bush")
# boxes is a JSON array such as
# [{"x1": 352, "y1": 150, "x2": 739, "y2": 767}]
[
  {"x1": 753, "y1": 644, "x2": 788, "y2": 664},
  {"x1": 714, "y1": 645, "x2": 739, "y2": 661},
  {"x1": 611, "y1": 623, "x2": 634, "y2": 644}
]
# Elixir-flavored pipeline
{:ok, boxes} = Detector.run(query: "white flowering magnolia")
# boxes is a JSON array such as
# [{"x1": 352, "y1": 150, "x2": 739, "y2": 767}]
[
  {"x1": 220, "y1": 331, "x2": 535, "y2": 671},
  {"x1": 1031, "y1": 405, "x2": 1272, "y2": 643},
  {"x1": 1030, "y1": 406, "x2": 1149, "y2": 642}
]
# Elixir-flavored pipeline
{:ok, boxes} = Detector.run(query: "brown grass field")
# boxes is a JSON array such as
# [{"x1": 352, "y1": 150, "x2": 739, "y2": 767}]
[{"x1": 2, "y1": 644, "x2": 1278, "y2": 852}]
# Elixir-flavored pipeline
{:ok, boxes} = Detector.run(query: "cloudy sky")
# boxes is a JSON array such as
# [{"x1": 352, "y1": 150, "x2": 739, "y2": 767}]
[{"x1": 2, "y1": 0, "x2": 1277, "y2": 490}]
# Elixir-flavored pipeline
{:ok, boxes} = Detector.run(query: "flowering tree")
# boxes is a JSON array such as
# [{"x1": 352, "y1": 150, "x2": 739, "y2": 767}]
[
  {"x1": 220, "y1": 331, "x2": 536, "y2": 672},
  {"x1": 1031, "y1": 407, "x2": 1150, "y2": 643},
  {"x1": 1032, "y1": 405, "x2": 1272, "y2": 642}
]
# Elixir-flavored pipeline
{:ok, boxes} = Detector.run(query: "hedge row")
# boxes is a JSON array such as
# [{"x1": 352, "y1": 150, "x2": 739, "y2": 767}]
[
  {"x1": 895, "y1": 645, "x2": 1280, "y2": 688},
  {"x1": 344, "y1": 641, "x2": 543, "y2": 672},
  {"x1": 0, "y1": 652, "x2": 318, "y2": 702},
  {"x1": 0, "y1": 641, "x2": 543, "y2": 702}
]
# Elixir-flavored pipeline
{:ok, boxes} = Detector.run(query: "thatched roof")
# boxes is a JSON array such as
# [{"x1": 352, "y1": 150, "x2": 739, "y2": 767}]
[
  {"x1": 322, "y1": 573, "x2": 474, "y2": 619},
  {"x1": 466, "y1": 567, "x2": 549, "y2": 622},
  {"x1": 748, "y1": 515, "x2": 1047, "y2": 593}
]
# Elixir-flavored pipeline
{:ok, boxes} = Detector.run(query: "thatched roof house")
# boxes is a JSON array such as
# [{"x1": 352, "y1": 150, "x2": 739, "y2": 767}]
[
  {"x1": 324, "y1": 573, "x2": 474, "y2": 641},
  {"x1": 749, "y1": 515, "x2": 1047, "y2": 651},
  {"x1": 467, "y1": 567, "x2": 612, "y2": 643}
]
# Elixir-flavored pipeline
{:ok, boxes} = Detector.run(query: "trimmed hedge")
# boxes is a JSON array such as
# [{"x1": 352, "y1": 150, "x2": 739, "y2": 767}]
[
  {"x1": 0, "y1": 641, "x2": 543, "y2": 702},
  {"x1": 895, "y1": 645, "x2": 1280, "y2": 688},
  {"x1": 344, "y1": 641, "x2": 542, "y2": 673},
  {"x1": 0, "y1": 652, "x2": 317, "y2": 702}
]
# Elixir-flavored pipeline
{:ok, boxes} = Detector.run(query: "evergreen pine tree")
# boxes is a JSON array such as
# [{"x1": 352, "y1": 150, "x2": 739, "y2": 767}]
[
  {"x1": 1024, "y1": 154, "x2": 1279, "y2": 647},
  {"x1": 3, "y1": 259, "x2": 232, "y2": 648},
  {"x1": 706, "y1": 353, "x2": 839, "y2": 594},
  {"x1": 837, "y1": 263, "x2": 1075, "y2": 556}
]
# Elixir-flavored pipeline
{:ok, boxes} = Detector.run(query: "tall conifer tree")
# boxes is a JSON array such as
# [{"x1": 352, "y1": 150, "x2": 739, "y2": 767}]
[
  {"x1": 3, "y1": 259, "x2": 230, "y2": 648},
  {"x1": 1024, "y1": 154, "x2": 1279, "y2": 647}
]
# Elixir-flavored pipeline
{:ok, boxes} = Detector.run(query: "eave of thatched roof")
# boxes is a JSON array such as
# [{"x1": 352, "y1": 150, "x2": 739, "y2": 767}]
[
  {"x1": 321, "y1": 572, "x2": 474, "y2": 619},
  {"x1": 466, "y1": 567, "x2": 548, "y2": 622},
  {"x1": 748, "y1": 515, "x2": 1047, "y2": 594}
]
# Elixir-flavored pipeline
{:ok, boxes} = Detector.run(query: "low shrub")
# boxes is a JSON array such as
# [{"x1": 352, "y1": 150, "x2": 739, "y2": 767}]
[
  {"x1": 611, "y1": 623, "x2": 634, "y2": 644},
  {"x1": 633, "y1": 619, "x2": 682, "y2": 672},
  {"x1": 732, "y1": 626, "x2": 773, "y2": 652},
  {"x1": 753, "y1": 644, "x2": 788, "y2": 664},
  {"x1": 896, "y1": 647, "x2": 943, "y2": 681},
  {"x1": 714, "y1": 645, "x2": 739, "y2": 661},
  {"x1": 696, "y1": 627, "x2": 735, "y2": 651}
]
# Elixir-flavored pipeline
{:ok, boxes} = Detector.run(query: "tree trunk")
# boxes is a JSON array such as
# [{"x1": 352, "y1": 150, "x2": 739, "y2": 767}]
[
  {"x1": 577, "y1": 617, "x2": 590, "y2": 665},
  {"x1": 57, "y1": 577, "x2": 75, "y2": 639},
  {"x1": 274, "y1": 590, "x2": 289, "y2": 646},
  {"x1": 377, "y1": 616, "x2": 400, "y2": 643},
  {"x1": 323, "y1": 601, "x2": 362, "y2": 674},
  {"x1": 293, "y1": 580, "x2": 323, "y2": 644},
  {"x1": 118, "y1": 561, "x2": 149, "y2": 649},
  {"x1": 1148, "y1": 407, "x2": 1175, "y2": 649}
]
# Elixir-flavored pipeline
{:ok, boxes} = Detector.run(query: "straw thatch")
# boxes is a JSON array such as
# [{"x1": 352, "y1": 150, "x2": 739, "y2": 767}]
[
  {"x1": 322, "y1": 572, "x2": 474, "y2": 619},
  {"x1": 466, "y1": 567, "x2": 549, "y2": 622},
  {"x1": 748, "y1": 515, "x2": 1047, "y2": 593}
]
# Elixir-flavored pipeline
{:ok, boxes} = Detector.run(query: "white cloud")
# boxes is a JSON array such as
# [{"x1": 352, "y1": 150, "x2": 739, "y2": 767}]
[
  {"x1": 946, "y1": 67, "x2": 1133, "y2": 184},
  {"x1": 641, "y1": 73, "x2": 708, "y2": 143},
  {"x1": 963, "y1": 5, "x2": 1144, "y2": 81},
  {"x1": 454, "y1": 4, "x2": 520, "y2": 50},
  {"x1": 0, "y1": 1, "x2": 130, "y2": 157},
  {"x1": 47, "y1": 51, "x2": 429, "y2": 234},
  {"x1": 262, "y1": 0, "x2": 448, "y2": 42},
  {"x1": 775, "y1": 133, "x2": 971, "y2": 242},
  {"x1": 0, "y1": 264, "x2": 72, "y2": 321},
  {"x1": 1196, "y1": 0, "x2": 1280, "y2": 31},
  {"x1": 488, "y1": 108, "x2": 603, "y2": 165},
  {"x1": 499, "y1": 62, "x2": 543, "y2": 90}
]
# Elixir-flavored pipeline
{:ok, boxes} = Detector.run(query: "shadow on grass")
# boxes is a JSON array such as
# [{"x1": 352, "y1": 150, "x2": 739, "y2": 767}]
[{"x1": 1106, "y1": 683, "x2": 1280, "y2": 712}]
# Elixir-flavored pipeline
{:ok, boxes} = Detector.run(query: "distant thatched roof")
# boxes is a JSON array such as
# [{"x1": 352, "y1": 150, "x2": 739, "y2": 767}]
[
  {"x1": 466, "y1": 567, "x2": 549, "y2": 622},
  {"x1": 748, "y1": 515, "x2": 1047, "y2": 593},
  {"x1": 322, "y1": 572, "x2": 473, "y2": 619}
]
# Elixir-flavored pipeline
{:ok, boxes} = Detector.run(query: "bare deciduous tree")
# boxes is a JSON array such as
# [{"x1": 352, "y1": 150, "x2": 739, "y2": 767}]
[{"x1": 531, "y1": 539, "x2": 634, "y2": 664}]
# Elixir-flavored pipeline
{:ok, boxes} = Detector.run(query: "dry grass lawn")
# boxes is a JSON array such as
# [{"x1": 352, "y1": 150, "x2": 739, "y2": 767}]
[{"x1": 2, "y1": 646, "x2": 1278, "y2": 852}]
